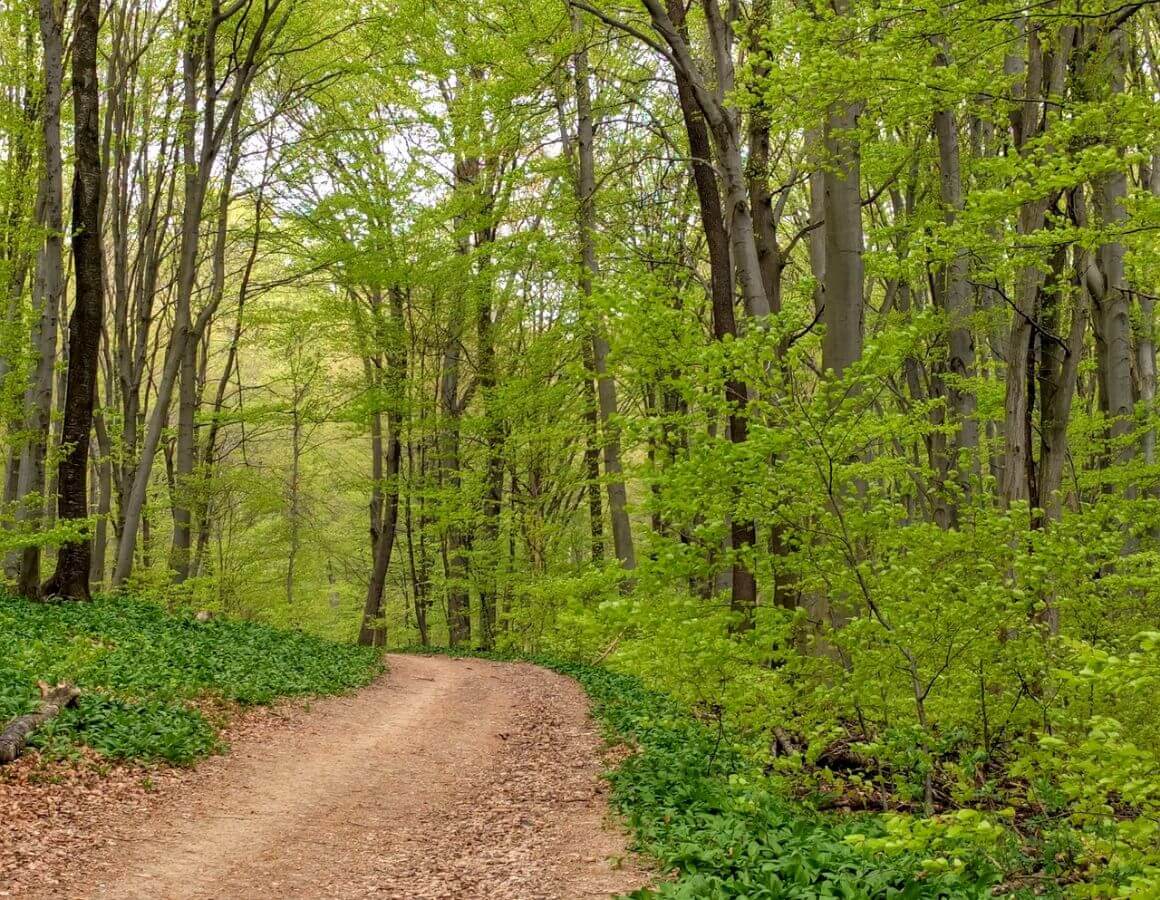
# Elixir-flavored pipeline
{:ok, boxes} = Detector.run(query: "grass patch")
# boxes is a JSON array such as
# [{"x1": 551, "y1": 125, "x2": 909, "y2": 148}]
[
  {"x1": 405, "y1": 648, "x2": 997, "y2": 899},
  {"x1": 0, "y1": 594, "x2": 382, "y2": 764}
]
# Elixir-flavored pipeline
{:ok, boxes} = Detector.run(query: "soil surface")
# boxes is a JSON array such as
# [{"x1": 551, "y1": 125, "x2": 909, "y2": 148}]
[{"x1": 3, "y1": 654, "x2": 652, "y2": 899}]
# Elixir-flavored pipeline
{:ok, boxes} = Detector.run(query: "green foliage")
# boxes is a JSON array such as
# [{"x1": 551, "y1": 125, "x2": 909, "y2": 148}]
[
  {"x1": 1, "y1": 0, "x2": 1156, "y2": 894},
  {"x1": 0, "y1": 593, "x2": 382, "y2": 763},
  {"x1": 412, "y1": 649, "x2": 997, "y2": 898},
  {"x1": 564, "y1": 662, "x2": 995, "y2": 899},
  {"x1": 543, "y1": 504, "x2": 1160, "y2": 896}
]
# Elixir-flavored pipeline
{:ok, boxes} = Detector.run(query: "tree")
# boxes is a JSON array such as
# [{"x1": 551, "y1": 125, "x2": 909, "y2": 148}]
[
  {"x1": 14, "y1": 0, "x2": 65, "y2": 598},
  {"x1": 43, "y1": 0, "x2": 101, "y2": 600}
]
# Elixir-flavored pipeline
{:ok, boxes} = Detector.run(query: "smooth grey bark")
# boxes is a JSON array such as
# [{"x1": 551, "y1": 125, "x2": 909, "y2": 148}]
[
  {"x1": 439, "y1": 149, "x2": 475, "y2": 648},
  {"x1": 1038, "y1": 241, "x2": 1087, "y2": 524},
  {"x1": 110, "y1": 68, "x2": 179, "y2": 574},
  {"x1": 171, "y1": 116, "x2": 243, "y2": 583},
  {"x1": 552, "y1": 68, "x2": 604, "y2": 564},
  {"x1": 666, "y1": 0, "x2": 757, "y2": 621},
  {"x1": 1091, "y1": 24, "x2": 1133, "y2": 470},
  {"x1": 161, "y1": 15, "x2": 204, "y2": 584},
  {"x1": 582, "y1": 341, "x2": 604, "y2": 562},
  {"x1": 284, "y1": 389, "x2": 304, "y2": 607},
  {"x1": 931, "y1": 41, "x2": 979, "y2": 522},
  {"x1": 623, "y1": 0, "x2": 771, "y2": 320},
  {"x1": 15, "y1": 0, "x2": 65, "y2": 599},
  {"x1": 820, "y1": 100, "x2": 864, "y2": 377},
  {"x1": 573, "y1": 11, "x2": 636, "y2": 572},
  {"x1": 1140, "y1": 152, "x2": 1160, "y2": 470},
  {"x1": 570, "y1": 1, "x2": 772, "y2": 325},
  {"x1": 807, "y1": 153, "x2": 826, "y2": 317},
  {"x1": 365, "y1": 294, "x2": 385, "y2": 549},
  {"x1": 745, "y1": 1, "x2": 783, "y2": 317},
  {"x1": 475, "y1": 228, "x2": 504, "y2": 648},
  {"x1": 438, "y1": 313, "x2": 470, "y2": 648},
  {"x1": 404, "y1": 435, "x2": 431, "y2": 647},
  {"x1": 90, "y1": 412, "x2": 112, "y2": 585}
]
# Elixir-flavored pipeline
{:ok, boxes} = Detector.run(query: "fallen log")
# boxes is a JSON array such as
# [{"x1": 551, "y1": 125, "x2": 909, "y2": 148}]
[
  {"x1": 0, "y1": 681, "x2": 80, "y2": 764},
  {"x1": 815, "y1": 737, "x2": 876, "y2": 772},
  {"x1": 770, "y1": 726, "x2": 803, "y2": 759}
]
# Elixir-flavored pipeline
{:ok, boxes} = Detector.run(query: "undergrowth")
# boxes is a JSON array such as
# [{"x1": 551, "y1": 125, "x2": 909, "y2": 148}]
[
  {"x1": 405, "y1": 648, "x2": 998, "y2": 899},
  {"x1": 0, "y1": 594, "x2": 381, "y2": 764}
]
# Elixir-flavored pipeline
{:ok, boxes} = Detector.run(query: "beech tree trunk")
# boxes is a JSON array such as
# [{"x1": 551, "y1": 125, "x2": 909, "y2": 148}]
[
  {"x1": 641, "y1": 0, "x2": 771, "y2": 321},
  {"x1": 553, "y1": 52, "x2": 604, "y2": 566},
  {"x1": 15, "y1": 0, "x2": 65, "y2": 599},
  {"x1": 573, "y1": 13, "x2": 636, "y2": 573},
  {"x1": 44, "y1": 0, "x2": 102, "y2": 601},
  {"x1": 1038, "y1": 240, "x2": 1087, "y2": 524},
  {"x1": 1139, "y1": 152, "x2": 1159, "y2": 471},
  {"x1": 820, "y1": 99, "x2": 864, "y2": 377},
  {"x1": 1001, "y1": 22, "x2": 1077, "y2": 507},
  {"x1": 476, "y1": 249, "x2": 504, "y2": 649},
  {"x1": 90, "y1": 412, "x2": 112, "y2": 585},
  {"x1": 931, "y1": 41, "x2": 978, "y2": 523},
  {"x1": 1092, "y1": 24, "x2": 1133, "y2": 472},
  {"x1": 666, "y1": 0, "x2": 757, "y2": 623},
  {"x1": 745, "y1": 0, "x2": 783, "y2": 316},
  {"x1": 360, "y1": 286, "x2": 408, "y2": 647},
  {"x1": 581, "y1": 341, "x2": 604, "y2": 563}
]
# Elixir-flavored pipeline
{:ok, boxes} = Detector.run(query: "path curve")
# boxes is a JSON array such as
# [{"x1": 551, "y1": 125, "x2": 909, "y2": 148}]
[{"x1": 29, "y1": 654, "x2": 651, "y2": 899}]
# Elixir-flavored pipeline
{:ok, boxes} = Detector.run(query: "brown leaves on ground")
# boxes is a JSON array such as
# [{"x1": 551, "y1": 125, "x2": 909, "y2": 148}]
[
  {"x1": 0, "y1": 699, "x2": 309, "y2": 898},
  {"x1": 2, "y1": 655, "x2": 653, "y2": 899},
  {"x1": 0, "y1": 750, "x2": 179, "y2": 897}
]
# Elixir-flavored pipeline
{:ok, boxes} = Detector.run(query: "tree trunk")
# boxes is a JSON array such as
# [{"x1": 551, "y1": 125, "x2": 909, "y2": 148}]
[
  {"x1": 1139, "y1": 152, "x2": 1159, "y2": 472},
  {"x1": 475, "y1": 255, "x2": 504, "y2": 649},
  {"x1": 44, "y1": 0, "x2": 102, "y2": 601},
  {"x1": 359, "y1": 286, "x2": 407, "y2": 648},
  {"x1": 931, "y1": 42, "x2": 978, "y2": 522},
  {"x1": 404, "y1": 437, "x2": 429, "y2": 647},
  {"x1": 192, "y1": 167, "x2": 265, "y2": 577},
  {"x1": 15, "y1": 0, "x2": 65, "y2": 599},
  {"x1": 820, "y1": 100, "x2": 864, "y2": 377},
  {"x1": 90, "y1": 412, "x2": 113, "y2": 585},
  {"x1": 1001, "y1": 22, "x2": 1074, "y2": 506},
  {"x1": 285, "y1": 405, "x2": 302, "y2": 606},
  {"x1": 572, "y1": 13, "x2": 636, "y2": 573},
  {"x1": 640, "y1": 0, "x2": 771, "y2": 321},
  {"x1": 666, "y1": 0, "x2": 757, "y2": 623},
  {"x1": 581, "y1": 341, "x2": 604, "y2": 563},
  {"x1": 745, "y1": 0, "x2": 782, "y2": 315},
  {"x1": 112, "y1": 0, "x2": 284, "y2": 587},
  {"x1": 1038, "y1": 241, "x2": 1087, "y2": 524},
  {"x1": 1092, "y1": 24, "x2": 1133, "y2": 472}
]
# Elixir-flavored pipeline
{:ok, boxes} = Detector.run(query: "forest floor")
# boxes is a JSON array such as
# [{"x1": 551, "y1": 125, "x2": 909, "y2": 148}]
[{"x1": 4, "y1": 654, "x2": 653, "y2": 899}]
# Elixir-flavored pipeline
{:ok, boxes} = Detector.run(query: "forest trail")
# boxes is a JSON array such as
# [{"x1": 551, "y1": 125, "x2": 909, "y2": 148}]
[{"x1": 35, "y1": 655, "x2": 652, "y2": 899}]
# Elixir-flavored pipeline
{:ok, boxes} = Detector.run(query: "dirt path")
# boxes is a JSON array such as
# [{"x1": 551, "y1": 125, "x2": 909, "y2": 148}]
[{"x1": 17, "y1": 655, "x2": 652, "y2": 899}]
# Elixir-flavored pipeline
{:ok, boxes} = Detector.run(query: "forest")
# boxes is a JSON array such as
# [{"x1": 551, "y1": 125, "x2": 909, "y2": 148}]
[{"x1": 1, "y1": 0, "x2": 1159, "y2": 896}]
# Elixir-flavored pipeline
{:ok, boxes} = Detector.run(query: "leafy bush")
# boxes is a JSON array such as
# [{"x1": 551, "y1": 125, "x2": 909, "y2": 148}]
[
  {"x1": 410, "y1": 648, "x2": 998, "y2": 898},
  {"x1": 542, "y1": 567, "x2": 1160, "y2": 895},
  {"x1": 555, "y1": 659, "x2": 999, "y2": 899},
  {"x1": 529, "y1": 337, "x2": 1160, "y2": 897},
  {"x1": 0, "y1": 593, "x2": 381, "y2": 763}
]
